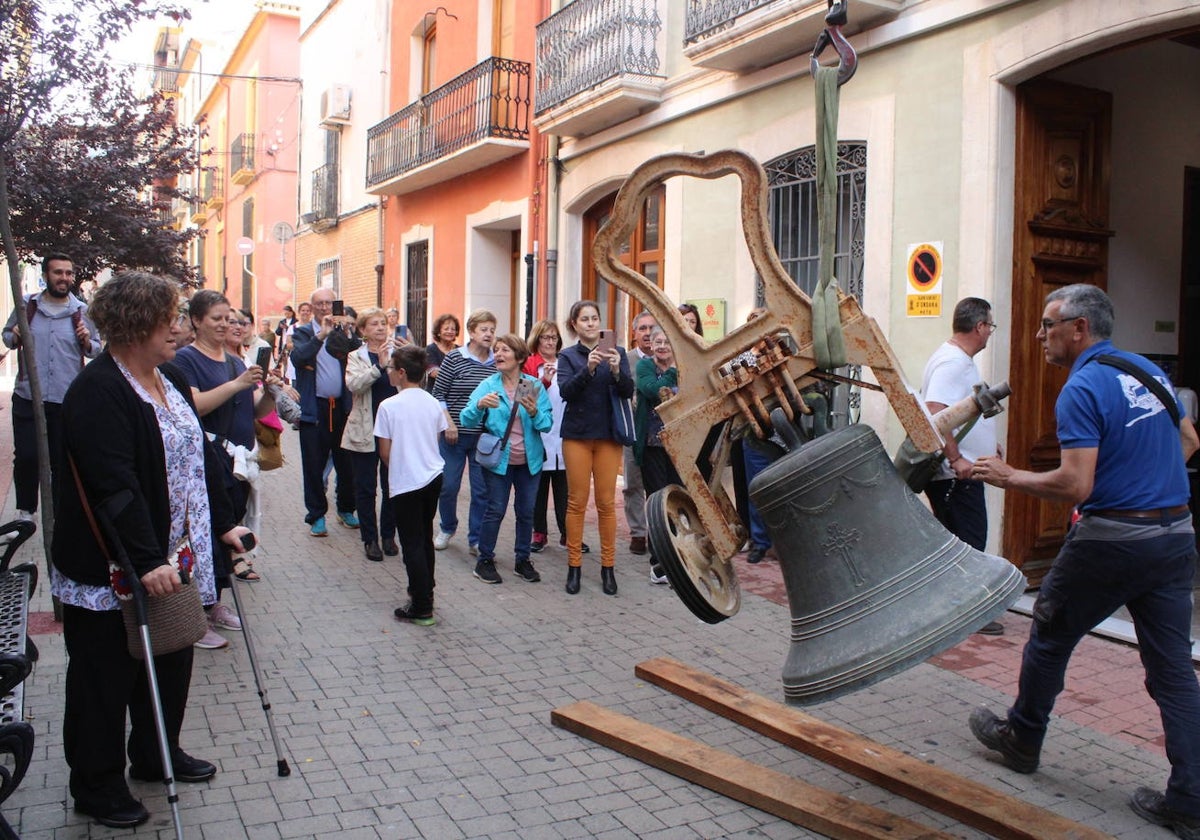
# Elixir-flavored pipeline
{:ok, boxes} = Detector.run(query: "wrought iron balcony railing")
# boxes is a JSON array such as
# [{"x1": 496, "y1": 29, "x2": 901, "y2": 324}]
[
  {"x1": 312, "y1": 163, "x2": 338, "y2": 222},
  {"x1": 201, "y1": 169, "x2": 223, "y2": 204},
  {"x1": 366, "y1": 57, "x2": 531, "y2": 188},
  {"x1": 536, "y1": 0, "x2": 662, "y2": 115},
  {"x1": 685, "y1": 0, "x2": 775, "y2": 44},
  {"x1": 231, "y1": 133, "x2": 256, "y2": 175}
]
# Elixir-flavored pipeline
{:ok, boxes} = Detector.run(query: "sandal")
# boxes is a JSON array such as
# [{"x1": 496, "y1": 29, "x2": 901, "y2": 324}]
[{"x1": 233, "y1": 560, "x2": 261, "y2": 582}]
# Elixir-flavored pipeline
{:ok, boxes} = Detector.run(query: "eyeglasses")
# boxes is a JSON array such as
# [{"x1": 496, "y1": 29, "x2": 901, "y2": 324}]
[
  {"x1": 981, "y1": 321, "x2": 998, "y2": 332},
  {"x1": 1040, "y1": 316, "x2": 1076, "y2": 332},
  {"x1": 540, "y1": 334, "x2": 559, "y2": 342}
]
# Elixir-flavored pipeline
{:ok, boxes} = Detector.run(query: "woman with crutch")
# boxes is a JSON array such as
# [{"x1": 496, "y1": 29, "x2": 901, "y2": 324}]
[{"x1": 53, "y1": 272, "x2": 251, "y2": 829}]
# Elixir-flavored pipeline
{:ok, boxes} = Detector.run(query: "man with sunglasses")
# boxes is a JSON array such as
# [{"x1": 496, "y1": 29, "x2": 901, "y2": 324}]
[
  {"x1": 921, "y1": 297, "x2": 1003, "y2": 633},
  {"x1": 969, "y1": 284, "x2": 1200, "y2": 839}
]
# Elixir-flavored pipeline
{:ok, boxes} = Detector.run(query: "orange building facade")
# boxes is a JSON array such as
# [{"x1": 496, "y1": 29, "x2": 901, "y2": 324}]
[
  {"x1": 367, "y1": 0, "x2": 541, "y2": 346},
  {"x1": 187, "y1": 9, "x2": 301, "y2": 321}
]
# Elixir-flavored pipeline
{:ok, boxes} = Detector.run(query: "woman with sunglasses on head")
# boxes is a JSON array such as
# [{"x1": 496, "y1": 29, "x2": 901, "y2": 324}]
[{"x1": 635, "y1": 326, "x2": 683, "y2": 585}]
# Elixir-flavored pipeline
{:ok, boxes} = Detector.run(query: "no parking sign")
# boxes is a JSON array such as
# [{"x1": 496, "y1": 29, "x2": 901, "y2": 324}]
[{"x1": 905, "y1": 242, "x2": 943, "y2": 317}]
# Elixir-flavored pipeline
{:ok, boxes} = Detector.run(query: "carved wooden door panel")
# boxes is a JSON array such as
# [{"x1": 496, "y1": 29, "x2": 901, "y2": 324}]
[{"x1": 1004, "y1": 79, "x2": 1113, "y2": 587}]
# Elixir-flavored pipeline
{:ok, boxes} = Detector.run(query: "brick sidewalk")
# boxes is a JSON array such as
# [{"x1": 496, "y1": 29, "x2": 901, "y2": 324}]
[{"x1": 0, "y1": 406, "x2": 1186, "y2": 838}]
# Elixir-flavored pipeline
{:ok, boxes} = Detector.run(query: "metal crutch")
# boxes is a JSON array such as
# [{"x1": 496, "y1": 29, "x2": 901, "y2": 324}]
[
  {"x1": 225, "y1": 534, "x2": 291, "y2": 777},
  {"x1": 95, "y1": 510, "x2": 186, "y2": 840}
]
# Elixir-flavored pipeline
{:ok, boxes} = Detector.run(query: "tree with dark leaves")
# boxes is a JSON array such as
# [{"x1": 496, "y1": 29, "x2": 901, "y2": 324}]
[{"x1": 0, "y1": 0, "x2": 188, "y2": 573}]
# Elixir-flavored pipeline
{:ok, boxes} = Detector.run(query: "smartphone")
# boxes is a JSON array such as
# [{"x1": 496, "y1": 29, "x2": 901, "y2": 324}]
[
  {"x1": 515, "y1": 378, "x2": 537, "y2": 403},
  {"x1": 331, "y1": 299, "x2": 345, "y2": 317},
  {"x1": 395, "y1": 324, "x2": 410, "y2": 341},
  {"x1": 255, "y1": 346, "x2": 272, "y2": 371},
  {"x1": 597, "y1": 329, "x2": 617, "y2": 353}
]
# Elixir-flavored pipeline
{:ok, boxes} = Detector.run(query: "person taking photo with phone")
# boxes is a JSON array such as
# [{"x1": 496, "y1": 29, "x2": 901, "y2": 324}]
[
  {"x1": 459, "y1": 334, "x2": 552, "y2": 585},
  {"x1": 557, "y1": 300, "x2": 634, "y2": 596}
]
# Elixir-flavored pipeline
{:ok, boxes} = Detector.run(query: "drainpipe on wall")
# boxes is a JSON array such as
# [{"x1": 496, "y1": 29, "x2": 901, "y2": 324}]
[
  {"x1": 544, "y1": 0, "x2": 563, "y2": 319},
  {"x1": 377, "y1": 0, "x2": 393, "y2": 311}
]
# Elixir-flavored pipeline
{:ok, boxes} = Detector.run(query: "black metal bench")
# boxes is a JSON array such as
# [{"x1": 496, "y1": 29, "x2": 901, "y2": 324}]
[{"x1": 0, "y1": 521, "x2": 39, "y2": 840}]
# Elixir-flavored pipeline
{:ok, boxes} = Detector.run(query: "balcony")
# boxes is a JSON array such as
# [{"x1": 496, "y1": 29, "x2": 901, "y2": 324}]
[
  {"x1": 534, "y1": 0, "x2": 664, "y2": 138},
  {"x1": 191, "y1": 200, "x2": 209, "y2": 225},
  {"x1": 310, "y1": 163, "x2": 338, "y2": 231},
  {"x1": 366, "y1": 57, "x2": 531, "y2": 196},
  {"x1": 684, "y1": 0, "x2": 902, "y2": 73},
  {"x1": 230, "y1": 133, "x2": 256, "y2": 185},
  {"x1": 203, "y1": 169, "x2": 224, "y2": 210}
]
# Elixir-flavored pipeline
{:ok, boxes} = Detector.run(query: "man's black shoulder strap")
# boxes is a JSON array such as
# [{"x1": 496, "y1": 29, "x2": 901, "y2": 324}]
[{"x1": 1094, "y1": 354, "x2": 1181, "y2": 427}]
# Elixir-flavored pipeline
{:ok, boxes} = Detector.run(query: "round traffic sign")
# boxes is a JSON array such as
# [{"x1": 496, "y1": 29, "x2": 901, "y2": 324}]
[
  {"x1": 907, "y1": 244, "x2": 941, "y2": 291},
  {"x1": 236, "y1": 236, "x2": 255, "y2": 256}
]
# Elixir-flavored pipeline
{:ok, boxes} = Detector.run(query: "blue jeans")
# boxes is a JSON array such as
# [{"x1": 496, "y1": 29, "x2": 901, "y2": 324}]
[
  {"x1": 1008, "y1": 515, "x2": 1200, "y2": 815},
  {"x1": 478, "y1": 463, "x2": 539, "y2": 565},
  {"x1": 438, "y1": 432, "x2": 486, "y2": 546},
  {"x1": 742, "y1": 441, "x2": 774, "y2": 550},
  {"x1": 349, "y1": 450, "x2": 394, "y2": 545}
]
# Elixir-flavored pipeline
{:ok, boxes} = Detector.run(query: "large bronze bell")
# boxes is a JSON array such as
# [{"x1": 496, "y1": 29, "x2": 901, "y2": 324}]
[{"x1": 750, "y1": 422, "x2": 1025, "y2": 706}]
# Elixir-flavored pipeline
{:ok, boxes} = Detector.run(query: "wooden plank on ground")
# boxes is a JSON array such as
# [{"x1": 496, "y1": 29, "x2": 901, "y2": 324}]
[
  {"x1": 551, "y1": 700, "x2": 953, "y2": 840},
  {"x1": 634, "y1": 657, "x2": 1112, "y2": 840}
]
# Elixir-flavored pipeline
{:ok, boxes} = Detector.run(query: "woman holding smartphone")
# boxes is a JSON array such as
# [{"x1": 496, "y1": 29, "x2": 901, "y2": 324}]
[
  {"x1": 459, "y1": 334, "x2": 552, "y2": 585},
  {"x1": 557, "y1": 301, "x2": 634, "y2": 596}
]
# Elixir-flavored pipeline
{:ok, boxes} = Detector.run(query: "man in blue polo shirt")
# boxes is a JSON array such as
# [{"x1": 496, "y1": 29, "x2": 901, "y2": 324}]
[{"x1": 968, "y1": 284, "x2": 1200, "y2": 839}]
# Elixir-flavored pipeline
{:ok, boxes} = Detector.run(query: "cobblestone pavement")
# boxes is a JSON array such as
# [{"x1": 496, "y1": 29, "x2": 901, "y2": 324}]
[{"x1": 0, "y1": 416, "x2": 1188, "y2": 839}]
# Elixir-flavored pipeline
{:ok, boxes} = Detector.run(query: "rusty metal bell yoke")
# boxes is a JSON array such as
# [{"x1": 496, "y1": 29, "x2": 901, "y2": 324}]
[{"x1": 749, "y1": 422, "x2": 1025, "y2": 706}]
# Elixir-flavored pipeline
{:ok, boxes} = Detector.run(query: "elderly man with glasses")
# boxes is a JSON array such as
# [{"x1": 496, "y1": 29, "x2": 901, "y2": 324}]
[
  {"x1": 920, "y1": 297, "x2": 1003, "y2": 633},
  {"x1": 968, "y1": 284, "x2": 1200, "y2": 839}
]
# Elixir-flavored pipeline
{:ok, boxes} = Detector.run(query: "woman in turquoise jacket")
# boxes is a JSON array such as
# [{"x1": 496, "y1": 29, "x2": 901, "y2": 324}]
[{"x1": 460, "y1": 334, "x2": 553, "y2": 585}]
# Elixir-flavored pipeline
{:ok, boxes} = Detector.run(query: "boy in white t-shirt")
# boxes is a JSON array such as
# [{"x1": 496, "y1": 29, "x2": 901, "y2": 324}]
[{"x1": 374, "y1": 345, "x2": 450, "y2": 625}]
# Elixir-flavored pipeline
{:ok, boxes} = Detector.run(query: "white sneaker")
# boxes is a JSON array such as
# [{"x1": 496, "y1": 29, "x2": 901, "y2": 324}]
[
  {"x1": 209, "y1": 603, "x2": 242, "y2": 631},
  {"x1": 433, "y1": 531, "x2": 452, "y2": 551},
  {"x1": 15, "y1": 510, "x2": 34, "y2": 523},
  {"x1": 469, "y1": 543, "x2": 479, "y2": 557},
  {"x1": 649, "y1": 567, "x2": 669, "y2": 585},
  {"x1": 194, "y1": 628, "x2": 228, "y2": 650}
]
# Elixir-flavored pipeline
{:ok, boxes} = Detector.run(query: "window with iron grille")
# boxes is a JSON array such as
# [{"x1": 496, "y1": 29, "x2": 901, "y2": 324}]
[
  {"x1": 316, "y1": 256, "x2": 340, "y2": 297},
  {"x1": 762, "y1": 142, "x2": 866, "y2": 304},
  {"x1": 406, "y1": 241, "x2": 429, "y2": 346},
  {"x1": 763, "y1": 142, "x2": 866, "y2": 426}
]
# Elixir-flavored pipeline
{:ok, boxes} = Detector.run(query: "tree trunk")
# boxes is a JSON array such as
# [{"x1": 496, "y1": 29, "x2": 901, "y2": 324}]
[{"x1": 0, "y1": 156, "x2": 60, "y2": 619}]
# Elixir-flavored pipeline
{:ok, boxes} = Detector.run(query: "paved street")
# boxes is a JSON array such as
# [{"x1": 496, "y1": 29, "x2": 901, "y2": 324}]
[{"x1": 0, "y1": 420, "x2": 1186, "y2": 839}]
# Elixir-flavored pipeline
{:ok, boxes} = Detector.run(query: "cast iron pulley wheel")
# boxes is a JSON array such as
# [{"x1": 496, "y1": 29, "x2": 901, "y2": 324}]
[{"x1": 647, "y1": 485, "x2": 740, "y2": 624}]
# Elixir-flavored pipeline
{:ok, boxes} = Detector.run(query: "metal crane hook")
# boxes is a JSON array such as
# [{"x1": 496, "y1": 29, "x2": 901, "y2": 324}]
[{"x1": 810, "y1": 0, "x2": 857, "y2": 86}]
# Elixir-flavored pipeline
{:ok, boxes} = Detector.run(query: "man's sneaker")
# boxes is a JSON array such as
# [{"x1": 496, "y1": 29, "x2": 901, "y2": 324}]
[
  {"x1": 515, "y1": 560, "x2": 541, "y2": 582},
  {"x1": 310, "y1": 517, "x2": 328, "y2": 538},
  {"x1": 336, "y1": 511, "x2": 360, "y2": 528},
  {"x1": 209, "y1": 603, "x2": 242, "y2": 631},
  {"x1": 473, "y1": 560, "x2": 502, "y2": 584},
  {"x1": 747, "y1": 545, "x2": 768, "y2": 564},
  {"x1": 629, "y1": 536, "x2": 648, "y2": 555},
  {"x1": 194, "y1": 628, "x2": 228, "y2": 650},
  {"x1": 968, "y1": 707, "x2": 1039, "y2": 773},
  {"x1": 650, "y1": 564, "x2": 669, "y2": 585},
  {"x1": 1130, "y1": 787, "x2": 1200, "y2": 840},
  {"x1": 434, "y1": 531, "x2": 452, "y2": 550},
  {"x1": 530, "y1": 532, "x2": 547, "y2": 553},
  {"x1": 469, "y1": 543, "x2": 480, "y2": 557},
  {"x1": 394, "y1": 603, "x2": 435, "y2": 626}
]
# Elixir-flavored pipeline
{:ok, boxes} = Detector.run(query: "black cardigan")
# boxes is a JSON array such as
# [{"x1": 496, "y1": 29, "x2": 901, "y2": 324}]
[{"x1": 53, "y1": 352, "x2": 237, "y2": 587}]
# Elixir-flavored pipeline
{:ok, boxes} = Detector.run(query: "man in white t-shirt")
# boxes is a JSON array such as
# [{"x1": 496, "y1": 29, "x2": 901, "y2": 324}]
[{"x1": 922, "y1": 297, "x2": 1002, "y2": 633}]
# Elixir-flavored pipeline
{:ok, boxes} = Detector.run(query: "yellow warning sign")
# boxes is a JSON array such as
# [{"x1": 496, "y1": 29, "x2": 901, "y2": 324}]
[{"x1": 907, "y1": 295, "x2": 942, "y2": 317}]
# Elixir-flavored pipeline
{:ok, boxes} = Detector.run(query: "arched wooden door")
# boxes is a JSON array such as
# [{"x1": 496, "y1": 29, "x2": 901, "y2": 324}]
[{"x1": 1004, "y1": 79, "x2": 1113, "y2": 586}]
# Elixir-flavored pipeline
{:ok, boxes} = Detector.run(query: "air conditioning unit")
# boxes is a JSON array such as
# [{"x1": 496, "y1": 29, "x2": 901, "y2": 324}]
[{"x1": 320, "y1": 84, "x2": 352, "y2": 127}]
